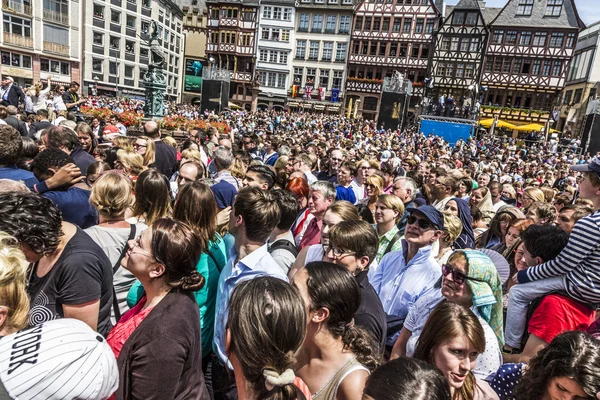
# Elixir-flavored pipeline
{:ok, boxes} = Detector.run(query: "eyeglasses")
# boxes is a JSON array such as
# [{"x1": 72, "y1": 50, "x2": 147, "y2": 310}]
[
  {"x1": 324, "y1": 245, "x2": 355, "y2": 259},
  {"x1": 243, "y1": 141, "x2": 253, "y2": 145},
  {"x1": 134, "y1": 143, "x2": 147, "y2": 149},
  {"x1": 442, "y1": 264, "x2": 485, "y2": 285},
  {"x1": 130, "y1": 238, "x2": 164, "y2": 265},
  {"x1": 407, "y1": 215, "x2": 435, "y2": 230}
]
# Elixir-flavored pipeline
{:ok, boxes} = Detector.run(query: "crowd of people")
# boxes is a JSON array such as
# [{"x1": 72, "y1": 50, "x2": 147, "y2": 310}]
[{"x1": 1, "y1": 79, "x2": 600, "y2": 400}]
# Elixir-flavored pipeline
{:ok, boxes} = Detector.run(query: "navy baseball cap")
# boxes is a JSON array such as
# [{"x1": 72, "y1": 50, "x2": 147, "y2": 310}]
[
  {"x1": 406, "y1": 205, "x2": 444, "y2": 230},
  {"x1": 570, "y1": 156, "x2": 600, "y2": 176}
]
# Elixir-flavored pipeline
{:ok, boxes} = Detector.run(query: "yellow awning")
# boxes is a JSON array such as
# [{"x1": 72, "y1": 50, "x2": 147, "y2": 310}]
[
  {"x1": 478, "y1": 118, "x2": 516, "y2": 129},
  {"x1": 512, "y1": 123, "x2": 559, "y2": 133}
]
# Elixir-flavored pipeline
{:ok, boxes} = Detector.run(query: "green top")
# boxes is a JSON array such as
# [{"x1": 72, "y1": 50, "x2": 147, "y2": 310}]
[{"x1": 126, "y1": 234, "x2": 227, "y2": 359}]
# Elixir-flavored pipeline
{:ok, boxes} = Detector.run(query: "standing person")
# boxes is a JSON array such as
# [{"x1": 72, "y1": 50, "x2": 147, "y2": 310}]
[
  {"x1": 52, "y1": 84, "x2": 67, "y2": 112},
  {"x1": 317, "y1": 149, "x2": 344, "y2": 183},
  {"x1": 107, "y1": 219, "x2": 210, "y2": 400},
  {"x1": 335, "y1": 162, "x2": 357, "y2": 204},
  {"x1": 42, "y1": 125, "x2": 95, "y2": 175},
  {"x1": 62, "y1": 81, "x2": 85, "y2": 116},
  {"x1": 351, "y1": 159, "x2": 370, "y2": 203},
  {"x1": 298, "y1": 181, "x2": 336, "y2": 250},
  {"x1": 269, "y1": 189, "x2": 300, "y2": 275},
  {"x1": 144, "y1": 120, "x2": 177, "y2": 178},
  {"x1": 0, "y1": 192, "x2": 114, "y2": 336},
  {"x1": 287, "y1": 177, "x2": 313, "y2": 247},
  {"x1": 0, "y1": 231, "x2": 30, "y2": 337},
  {"x1": 393, "y1": 177, "x2": 418, "y2": 234},
  {"x1": 213, "y1": 187, "x2": 287, "y2": 399},
  {"x1": 0, "y1": 76, "x2": 25, "y2": 107},
  {"x1": 29, "y1": 76, "x2": 52, "y2": 113},
  {"x1": 443, "y1": 197, "x2": 475, "y2": 249},
  {"x1": 374, "y1": 194, "x2": 405, "y2": 263},
  {"x1": 127, "y1": 168, "x2": 172, "y2": 226},
  {"x1": 29, "y1": 109, "x2": 53, "y2": 138},
  {"x1": 227, "y1": 277, "x2": 309, "y2": 400},
  {"x1": 413, "y1": 302, "x2": 499, "y2": 399},
  {"x1": 211, "y1": 145, "x2": 239, "y2": 210},
  {"x1": 293, "y1": 261, "x2": 380, "y2": 400},
  {"x1": 133, "y1": 136, "x2": 157, "y2": 168},
  {"x1": 0, "y1": 125, "x2": 39, "y2": 189},
  {"x1": 432, "y1": 175, "x2": 458, "y2": 212},
  {"x1": 359, "y1": 175, "x2": 384, "y2": 219}
]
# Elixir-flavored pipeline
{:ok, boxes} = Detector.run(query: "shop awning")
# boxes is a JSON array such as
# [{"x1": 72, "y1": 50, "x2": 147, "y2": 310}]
[
  {"x1": 287, "y1": 101, "x2": 299, "y2": 107},
  {"x1": 314, "y1": 104, "x2": 325, "y2": 110},
  {"x1": 478, "y1": 118, "x2": 516, "y2": 129},
  {"x1": 513, "y1": 123, "x2": 560, "y2": 133}
]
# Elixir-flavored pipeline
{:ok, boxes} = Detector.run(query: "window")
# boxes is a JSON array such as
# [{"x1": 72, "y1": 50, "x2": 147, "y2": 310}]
[
  {"x1": 336, "y1": 42, "x2": 347, "y2": 62},
  {"x1": 296, "y1": 40, "x2": 306, "y2": 59},
  {"x1": 517, "y1": 0, "x2": 534, "y2": 15},
  {"x1": 326, "y1": 15, "x2": 337, "y2": 33},
  {"x1": 533, "y1": 32, "x2": 547, "y2": 46},
  {"x1": 271, "y1": 7, "x2": 280, "y2": 19},
  {"x1": 322, "y1": 42, "x2": 333, "y2": 60},
  {"x1": 519, "y1": 31, "x2": 532, "y2": 46},
  {"x1": 126, "y1": 15, "x2": 136, "y2": 28},
  {"x1": 141, "y1": 20, "x2": 150, "y2": 34},
  {"x1": 460, "y1": 38, "x2": 470, "y2": 52},
  {"x1": 340, "y1": 16, "x2": 351, "y2": 33},
  {"x1": 269, "y1": 51, "x2": 277, "y2": 63},
  {"x1": 92, "y1": 58, "x2": 103, "y2": 73},
  {"x1": 563, "y1": 90, "x2": 573, "y2": 104},
  {"x1": 392, "y1": 17, "x2": 400, "y2": 32},
  {"x1": 0, "y1": 52, "x2": 31, "y2": 69},
  {"x1": 451, "y1": 37, "x2": 459, "y2": 51},
  {"x1": 493, "y1": 58, "x2": 502, "y2": 73},
  {"x1": 552, "y1": 60, "x2": 562, "y2": 76},
  {"x1": 532, "y1": 59, "x2": 541, "y2": 75},
  {"x1": 512, "y1": 59, "x2": 522, "y2": 74},
  {"x1": 492, "y1": 30, "x2": 504, "y2": 44},
  {"x1": 550, "y1": 32, "x2": 564, "y2": 48},
  {"x1": 378, "y1": 42, "x2": 386, "y2": 56},
  {"x1": 370, "y1": 42, "x2": 377, "y2": 55},
  {"x1": 411, "y1": 44, "x2": 419, "y2": 58},
  {"x1": 3, "y1": 15, "x2": 31, "y2": 36},
  {"x1": 281, "y1": 30, "x2": 290, "y2": 42},
  {"x1": 415, "y1": 18, "x2": 423, "y2": 33},
  {"x1": 260, "y1": 49, "x2": 268, "y2": 61},
  {"x1": 425, "y1": 19, "x2": 434, "y2": 33},
  {"x1": 267, "y1": 72, "x2": 276, "y2": 87},
  {"x1": 403, "y1": 18, "x2": 412, "y2": 33},
  {"x1": 93, "y1": 31, "x2": 103, "y2": 45},
  {"x1": 125, "y1": 65, "x2": 134, "y2": 79},
  {"x1": 306, "y1": 68, "x2": 316, "y2": 85},
  {"x1": 465, "y1": 12, "x2": 477, "y2": 25},
  {"x1": 312, "y1": 15, "x2": 323, "y2": 32},
  {"x1": 355, "y1": 17, "x2": 363, "y2": 31},
  {"x1": 566, "y1": 33, "x2": 575, "y2": 48},
  {"x1": 271, "y1": 29, "x2": 280, "y2": 41},
  {"x1": 442, "y1": 37, "x2": 450, "y2": 50},
  {"x1": 261, "y1": 28, "x2": 269, "y2": 40},
  {"x1": 284, "y1": 8, "x2": 292, "y2": 20},
  {"x1": 319, "y1": 69, "x2": 330, "y2": 88},
  {"x1": 469, "y1": 38, "x2": 479, "y2": 52},
  {"x1": 299, "y1": 14, "x2": 309, "y2": 31},
  {"x1": 456, "y1": 63, "x2": 464, "y2": 78},
  {"x1": 364, "y1": 17, "x2": 371, "y2": 30},
  {"x1": 280, "y1": 52, "x2": 288, "y2": 64},
  {"x1": 44, "y1": 24, "x2": 68, "y2": 45},
  {"x1": 309, "y1": 41, "x2": 320, "y2": 60},
  {"x1": 373, "y1": 17, "x2": 380, "y2": 31},
  {"x1": 506, "y1": 31, "x2": 517, "y2": 44},
  {"x1": 332, "y1": 70, "x2": 343, "y2": 89},
  {"x1": 452, "y1": 12, "x2": 464, "y2": 25},
  {"x1": 125, "y1": 40, "x2": 135, "y2": 54},
  {"x1": 502, "y1": 58, "x2": 511, "y2": 73},
  {"x1": 573, "y1": 88, "x2": 583, "y2": 104},
  {"x1": 421, "y1": 44, "x2": 429, "y2": 58},
  {"x1": 277, "y1": 74, "x2": 286, "y2": 88},
  {"x1": 546, "y1": 0, "x2": 562, "y2": 16},
  {"x1": 93, "y1": 3, "x2": 104, "y2": 19},
  {"x1": 263, "y1": 5, "x2": 271, "y2": 18},
  {"x1": 109, "y1": 61, "x2": 117, "y2": 75},
  {"x1": 111, "y1": 10, "x2": 120, "y2": 24},
  {"x1": 465, "y1": 64, "x2": 474, "y2": 78},
  {"x1": 293, "y1": 67, "x2": 303, "y2": 85}
]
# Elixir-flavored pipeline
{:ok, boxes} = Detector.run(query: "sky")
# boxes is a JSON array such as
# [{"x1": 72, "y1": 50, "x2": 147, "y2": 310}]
[{"x1": 445, "y1": 0, "x2": 599, "y2": 25}]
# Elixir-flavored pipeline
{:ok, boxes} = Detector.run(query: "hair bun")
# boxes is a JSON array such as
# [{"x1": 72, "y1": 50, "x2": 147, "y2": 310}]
[{"x1": 181, "y1": 271, "x2": 205, "y2": 291}]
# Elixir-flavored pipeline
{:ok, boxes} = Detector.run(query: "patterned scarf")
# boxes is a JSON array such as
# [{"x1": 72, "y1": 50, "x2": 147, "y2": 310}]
[{"x1": 463, "y1": 250, "x2": 505, "y2": 347}]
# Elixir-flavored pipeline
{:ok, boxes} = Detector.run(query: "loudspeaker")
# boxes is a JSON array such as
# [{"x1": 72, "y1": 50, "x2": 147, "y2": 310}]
[
  {"x1": 378, "y1": 91, "x2": 407, "y2": 131},
  {"x1": 201, "y1": 79, "x2": 230, "y2": 113},
  {"x1": 581, "y1": 114, "x2": 600, "y2": 155}
]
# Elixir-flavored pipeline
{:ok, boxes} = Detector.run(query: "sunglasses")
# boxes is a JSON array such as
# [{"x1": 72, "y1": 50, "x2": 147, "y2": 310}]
[
  {"x1": 407, "y1": 215, "x2": 435, "y2": 230},
  {"x1": 442, "y1": 264, "x2": 485, "y2": 285}
]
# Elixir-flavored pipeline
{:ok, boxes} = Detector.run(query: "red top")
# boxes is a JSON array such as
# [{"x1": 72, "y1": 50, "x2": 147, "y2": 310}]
[
  {"x1": 528, "y1": 294, "x2": 595, "y2": 344},
  {"x1": 298, "y1": 218, "x2": 322, "y2": 251},
  {"x1": 106, "y1": 296, "x2": 154, "y2": 359}
]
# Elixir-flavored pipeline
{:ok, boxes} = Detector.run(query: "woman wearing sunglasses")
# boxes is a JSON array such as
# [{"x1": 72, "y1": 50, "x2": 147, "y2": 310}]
[{"x1": 390, "y1": 250, "x2": 503, "y2": 383}]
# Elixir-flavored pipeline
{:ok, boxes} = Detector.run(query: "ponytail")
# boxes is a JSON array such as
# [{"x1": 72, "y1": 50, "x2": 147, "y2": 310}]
[{"x1": 341, "y1": 322, "x2": 380, "y2": 371}]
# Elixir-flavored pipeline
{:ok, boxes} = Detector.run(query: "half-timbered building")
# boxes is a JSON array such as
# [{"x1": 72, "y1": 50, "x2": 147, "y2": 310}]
[
  {"x1": 480, "y1": 0, "x2": 584, "y2": 124},
  {"x1": 205, "y1": 0, "x2": 258, "y2": 109},
  {"x1": 430, "y1": 0, "x2": 499, "y2": 109},
  {"x1": 346, "y1": 0, "x2": 442, "y2": 120}
]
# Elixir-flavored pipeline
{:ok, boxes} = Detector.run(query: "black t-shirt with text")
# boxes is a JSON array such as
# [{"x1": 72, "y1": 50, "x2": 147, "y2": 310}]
[{"x1": 27, "y1": 228, "x2": 114, "y2": 337}]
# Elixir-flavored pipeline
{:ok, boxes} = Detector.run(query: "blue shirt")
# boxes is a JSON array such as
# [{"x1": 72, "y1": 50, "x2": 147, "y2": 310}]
[
  {"x1": 44, "y1": 187, "x2": 98, "y2": 229},
  {"x1": 213, "y1": 243, "x2": 288, "y2": 367},
  {"x1": 369, "y1": 239, "x2": 441, "y2": 345},
  {"x1": 0, "y1": 165, "x2": 39, "y2": 190},
  {"x1": 335, "y1": 185, "x2": 356, "y2": 204}
]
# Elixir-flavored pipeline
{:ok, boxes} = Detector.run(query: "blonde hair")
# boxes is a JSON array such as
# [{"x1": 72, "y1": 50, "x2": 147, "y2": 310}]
[
  {"x1": 117, "y1": 149, "x2": 144, "y2": 176},
  {"x1": 523, "y1": 187, "x2": 545, "y2": 203},
  {"x1": 377, "y1": 194, "x2": 405, "y2": 223},
  {"x1": 136, "y1": 136, "x2": 156, "y2": 166},
  {"x1": 442, "y1": 212, "x2": 463, "y2": 244},
  {"x1": 162, "y1": 136, "x2": 177, "y2": 149},
  {"x1": 502, "y1": 184, "x2": 516, "y2": 199},
  {"x1": 181, "y1": 148, "x2": 202, "y2": 164},
  {"x1": 112, "y1": 136, "x2": 133, "y2": 152},
  {"x1": 0, "y1": 232, "x2": 30, "y2": 334},
  {"x1": 230, "y1": 157, "x2": 247, "y2": 180},
  {"x1": 366, "y1": 174, "x2": 384, "y2": 191},
  {"x1": 89, "y1": 171, "x2": 134, "y2": 218}
]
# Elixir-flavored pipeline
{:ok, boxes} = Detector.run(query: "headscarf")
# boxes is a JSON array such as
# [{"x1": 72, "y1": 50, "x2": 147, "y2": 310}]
[
  {"x1": 476, "y1": 189, "x2": 495, "y2": 225},
  {"x1": 462, "y1": 250, "x2": 504, "y2": 348},
  {"x1": 450, "y1": 197, "x2": 474, "y2": 249}
]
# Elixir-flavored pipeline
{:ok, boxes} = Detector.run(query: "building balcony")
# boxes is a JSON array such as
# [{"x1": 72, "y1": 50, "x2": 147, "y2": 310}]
[
  {"x1": 2, "y1": 0, "x2": 32, "y2": 16},
  {"x1": 43, "y1": 41, "x2": 70, "y2": 56},
  {"x1": 43, "y1": 8, "x2": 69, "y2": 25},
  {"x1": 231, "y1": 71, "x2": 252, "y2": 82},
  {"x1": 345, "y1": 77, "x2": 382, "y2": 93},
  {"x1": 479, "y1": 106, "x2": 552, "y2": 124},
  {"x1": 3, "y1": 32, "x2": 33, "y2": 48}
]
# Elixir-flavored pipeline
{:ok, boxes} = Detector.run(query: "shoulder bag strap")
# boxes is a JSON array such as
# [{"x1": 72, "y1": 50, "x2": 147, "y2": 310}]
[
  {"x1": 383, "y1": 231, "x2": 401, "y2": 257},
  {"x1": 113, "y1": 224, "x2": 136, "y2": 322},
  {"x1": 206, "y1": 250, "x2": 223, "y2": 273}
]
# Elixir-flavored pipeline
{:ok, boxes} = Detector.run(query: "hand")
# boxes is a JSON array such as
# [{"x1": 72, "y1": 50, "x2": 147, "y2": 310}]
[
  {"x1": 216, "y1": 207, "x2": 231, "y2": 228},
  {"x1": 46, "y1": 163, "x2": 83, "y2": 189}
]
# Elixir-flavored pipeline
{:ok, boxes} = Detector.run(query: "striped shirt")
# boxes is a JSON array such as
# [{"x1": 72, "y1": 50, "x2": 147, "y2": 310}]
[{"x1": 517, "y1": 211, "x2": 600, "y2": 305}]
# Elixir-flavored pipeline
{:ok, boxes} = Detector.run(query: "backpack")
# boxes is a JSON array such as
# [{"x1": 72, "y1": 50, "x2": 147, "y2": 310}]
[{"x1": 269, "y1": 240, "x2": 299, "y2": 258}]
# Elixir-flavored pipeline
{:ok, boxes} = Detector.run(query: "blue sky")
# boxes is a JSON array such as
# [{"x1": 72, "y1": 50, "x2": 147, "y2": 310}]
[{"x1": 445, "y1": 0, "x2": 599, "y2": 25}]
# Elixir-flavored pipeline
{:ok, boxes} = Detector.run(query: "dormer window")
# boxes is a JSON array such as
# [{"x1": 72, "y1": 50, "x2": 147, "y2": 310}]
[
  {"x1": 517, "y1": 0, "x2": 533, "y2": 16},
  {"x1": 545, "y1": 0, "x2": 562, "y2": 17}
]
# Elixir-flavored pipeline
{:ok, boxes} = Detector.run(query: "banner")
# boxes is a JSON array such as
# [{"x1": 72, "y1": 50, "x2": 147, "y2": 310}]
[
  {"x1": 292, "y1": 85, "x2": 299, "y2": 98},
  {"x1": 318, "y1": 87, "x2": 325, "y2": 101},
  {"x1": 305, "y1": 86, "x2": 312, "y2": 99},
  {"x1": 184, "y1": 59, "x2": 206, "y2": 93},
  {"x1": 331, "y1": 88, "x2": 339, "y2": 102}
]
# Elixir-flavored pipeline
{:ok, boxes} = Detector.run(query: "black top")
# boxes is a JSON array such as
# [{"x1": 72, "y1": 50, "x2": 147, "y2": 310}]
[
  {"x1": 153, "y1": 140, "x2": 178, "y2": 178},
  {"x1": 1, "y1": 84, "x2": 25, "y2": 108},
  {"x1": 27, "y1": 228, "x2": 114, "y2": 337},
  {"x1": 62, "y1": 90, "x2": 80, "y2": 111},
  {"x1": 354, "y1": 270, "x2": 387, "y2": 354}
]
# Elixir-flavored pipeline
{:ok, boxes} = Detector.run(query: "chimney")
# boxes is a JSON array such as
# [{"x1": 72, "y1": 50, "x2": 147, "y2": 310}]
[{"x1": 478, "y1": 0, "x2": 486, "y2": 8}]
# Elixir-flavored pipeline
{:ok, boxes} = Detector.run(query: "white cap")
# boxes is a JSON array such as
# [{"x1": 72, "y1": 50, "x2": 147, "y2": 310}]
[
  {"x1": 380, "y1": 150, "x2": 391, "y2": 162},
  {"x1": 0, "y1": 319, "x2": 118, "y2": 400},
  {"x1": 3, "y1": 76, "x2": 14, "y2": 83}
]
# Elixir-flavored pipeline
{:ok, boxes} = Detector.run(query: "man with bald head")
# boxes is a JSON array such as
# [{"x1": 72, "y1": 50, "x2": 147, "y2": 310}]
[{"x1": 144, "y1": 120, "x2": 177, "y2": 177}]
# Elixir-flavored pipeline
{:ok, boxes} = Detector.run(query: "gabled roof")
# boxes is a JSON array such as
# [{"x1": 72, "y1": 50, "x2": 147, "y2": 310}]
[
  {"x1": 453, "y1": 0, "x2": 481, "y2": 10},
  {"x1": 491, "y1": 0, "x2": 584, "y2": 29},
  {"x1": 480, "y1": 6, "x2": 501, "y2": 24}
]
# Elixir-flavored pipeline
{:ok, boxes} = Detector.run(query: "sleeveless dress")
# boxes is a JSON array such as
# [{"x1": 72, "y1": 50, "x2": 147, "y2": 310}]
[{"x1": 312, "y1": 357, "x2": 369, "y2": 400}]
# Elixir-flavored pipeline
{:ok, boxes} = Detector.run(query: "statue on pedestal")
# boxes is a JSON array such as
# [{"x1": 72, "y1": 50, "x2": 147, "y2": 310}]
[{"x1": 143, "y1": 21, "x2": 166, "y2": 118}]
